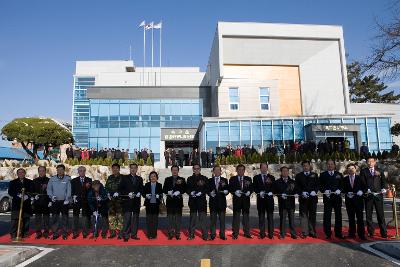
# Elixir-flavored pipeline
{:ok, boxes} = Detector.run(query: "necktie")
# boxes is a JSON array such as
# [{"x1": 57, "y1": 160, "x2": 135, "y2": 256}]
[
  {"x1": 240, "y1": 177, "x2": 244, "y2": 190},
  {"x1": 263, "y1": 175, "x2": 267, "y2": 185},
  {"x1": 370, "y1": 168, "x2": 374, "y2": 176},
  {"x1": 350, "y1": 176, "x2": 354, "y2": 188},
  {"x1": 81, "y1": 177, "x2": 84, "y2": 184},
  {"x1": 215, "y1": 177, "x2": 219, "y2": 190}
]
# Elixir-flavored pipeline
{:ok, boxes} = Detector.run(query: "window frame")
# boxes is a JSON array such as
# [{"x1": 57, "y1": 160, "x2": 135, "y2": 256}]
[
  {"x1": 259, "y1": 87, "x2": 270, "y2": 111},
  {"x1": 229, "y1": 87, "x2": 239, "y2": 111}
]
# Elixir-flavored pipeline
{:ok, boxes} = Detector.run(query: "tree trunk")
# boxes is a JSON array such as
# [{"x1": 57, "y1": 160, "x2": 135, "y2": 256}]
[{"x1": 21, "y1": 142, "x2": 38, "y2": 161}]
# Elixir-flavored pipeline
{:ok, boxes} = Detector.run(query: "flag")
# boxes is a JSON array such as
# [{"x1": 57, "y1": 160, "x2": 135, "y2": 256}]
[
  {"x1": 153, "y1": 22, "x2": 162, "y2": 29},
  {"x1": 138, "y1": 20, "x2": 145, "y2": 28},
  {"x1": 145, "y1": 22, "x2": 154, "y2": 30}
]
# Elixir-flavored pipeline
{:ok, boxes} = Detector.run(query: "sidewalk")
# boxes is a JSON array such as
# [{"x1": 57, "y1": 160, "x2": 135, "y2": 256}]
[
  {"x1": 0, "y1": 245, "x2": 41, "y2": 267},
  {"x1": 361, "y1": 241, "x2": 400, "y2": 265}
]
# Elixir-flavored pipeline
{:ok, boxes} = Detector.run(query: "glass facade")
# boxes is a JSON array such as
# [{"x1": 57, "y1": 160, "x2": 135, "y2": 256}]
[
  {"x1": 72, "y1": 77, "x2": 95, "y2": 148},
  {"x1": 88, "y1": 99, "x2": 203, "y2": 161},
  {"x1": 203, "y1": 117, "x2": 392, "y2": 152}
]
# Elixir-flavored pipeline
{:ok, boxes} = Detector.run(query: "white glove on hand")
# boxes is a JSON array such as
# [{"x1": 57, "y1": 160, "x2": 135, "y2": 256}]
[
  {"x1": 367, "y1": 189, "x2": 372, "y2": 194},
  {"x1": 357, "y1": 190, "x2": 363, "y2": 196},
  {"x1": 347, "y1": 192, "x2": 354, "y2": 198},
  {"x1": 324, "y1": 190, "x2": 331, "y2": 197},
  {"x1": 73, "y1": 195, "x2": 78, "y2": 203},
  {"x1": 310, "y1": 191, "x2": 317, "y2": 197},
  {"x1": 294, "y1": 194, "x2": 299, "y2": 198},
  {"x1": 23, "y1": 195, "x2": 29, "y2": 201},
  {"x1": 17, "y1": 193, "x2": 22, "y2": 198},
  {"x1": 268, "y1": 192, "x2": 273, "y2": 197},
  {"x1": 168, "y1": 190, "x2": 173, "y2": 196},
  {"x1": 282, "y1": 193, "x2": 287, "y2": 199},
  {"x1": 113, "y1": 192, "x2": 119, "y2": 198},
  {"x1": 136, "y1": 192, "x2": 141, "y2": 198},
  {"x1": 335, "y1": 189, "x2": 341, "y2": 195},
  {"x1": 156, "y1": 194, "x2": 160, "y2": 199},
  {"x1": 51, "y1": 196, "x2": 57, "y2": 202},
  {"x1": 245, "y1": 191, "x2": 251, "y2": 197},
  {"x1": 35, "y1": 195, "x2": 39, "y2": 200},
  {"x1": 96, "y1": 196, "x2": 102, "y2": 201},
  {"x1": 190, "y1": 191, "x2": 196, "y2": 197},
  {"x1": 210, "y1": 191, "x2": 216, "y2": 198},
  {"x1": 93, "y1": 211, "x2": 98, "y2": 217},
  {"x1": 235, "y1": 190, "x2": 242, "y2": 197},
  {"x1": 30, "y1": 197, "x2": 34, "y2": 204},
  {"x1": 107, "y1": 193, "x2": 111, "y2": 200},
  {"x1": 63, "y1": 200, "x2": 69, "y2": 205},
  {"x1": 128, "y1": 192, "x2": 134, "y2": 199},
  {"x1": 373, "y1": 192, "x2": 379, "y2": 196},
  {"x1": 173, "y1": 191, "x2": 180, "y2": 197},
  {"x1": 381, "y1": 188, "x2": 387, "y2": 194},
  {"x1": 196, "y1": 192, "x2": 202, "y2": 197},
  {"x1": 302, "y1": 192, "x2": 309, "y2": 198},
  {"x1": 223, "y1": 190, "x2": 228, "y2": 195},
  {"x1": 259, "y1": 191, "x2": 265, "y2": 198},
  {"x1": 146, "y1": 194, "x2": 152, "y2": 199},
  {"x1": 48, "y1": 202, "x2": 52, "y2": 207}
]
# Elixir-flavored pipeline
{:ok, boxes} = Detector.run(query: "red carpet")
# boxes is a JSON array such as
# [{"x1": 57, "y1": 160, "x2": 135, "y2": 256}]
[{"x1": 0, "y1": 227, "x2": 397, "y2": 246}]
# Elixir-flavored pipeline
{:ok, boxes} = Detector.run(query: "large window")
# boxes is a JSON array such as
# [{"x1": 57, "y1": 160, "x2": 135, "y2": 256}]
[
  {"x1": 260, "y1": 87, "x2": 270, "y2": 110},
  {"x1": 229, "y1": 88, "x2": 239, "y2": 111}
]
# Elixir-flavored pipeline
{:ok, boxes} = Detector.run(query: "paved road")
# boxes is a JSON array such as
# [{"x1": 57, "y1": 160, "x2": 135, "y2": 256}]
[{"x1": 0, "y1": 200, "x2": 397, "y2": 266}]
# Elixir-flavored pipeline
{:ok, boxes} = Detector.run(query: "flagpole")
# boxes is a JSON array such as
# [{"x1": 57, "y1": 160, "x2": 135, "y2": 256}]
[
  {"x1": 143, "y1": 25, "x2": 146, "y2": 86},
  {"x1": 151, "y1": 23, "x2": 154, "y2": 69},
  {"x1": 159, "y1": 21, "x2": 162, "y2": 86}
]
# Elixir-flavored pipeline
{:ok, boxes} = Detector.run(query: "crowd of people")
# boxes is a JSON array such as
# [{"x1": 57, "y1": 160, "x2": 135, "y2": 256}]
[{"x1": 9, "y1": 156, "x2": 388, "y2": 241}]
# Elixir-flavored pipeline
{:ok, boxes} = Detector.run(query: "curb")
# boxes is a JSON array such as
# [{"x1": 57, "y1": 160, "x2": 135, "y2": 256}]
[{"x1": 0, "y1": 245, "x2": 54, "y2": 267}]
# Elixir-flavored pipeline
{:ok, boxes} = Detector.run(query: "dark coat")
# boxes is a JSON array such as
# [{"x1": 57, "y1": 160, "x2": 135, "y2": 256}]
[
  {"x1": 253, "y1": 173, "x2": 275, "y2": 212},
  {"x1": 71, "y1": 176, "x2": 92, "y2": 203},
  {"x1": 229, "y1": 175, "x2": 253, "y2": 211},
  {"x1": 208, "y1": 177, "x2": 228, "y2": 211},
  {"x1": 274, "y1": 177, "x2": 296, "y2": 210},
  {"x1": 118, "y1": 174, "x2": 144, "y2": 213},
  {"x1": 319, "y1": 171, "x2": 343, "y2": 192},
  {"x1": 8, "y1": 178, "x2": 33, "y2": 215},
  {"x1": 143, "y1": 182, "x2": 163, "y2": 206},
  {"x1": 87, "y1": 185, "x2": 109, "y2": 215},
  {"x1": 162, "y1": 176, "x2": 186, "y2": 209},
  {"x1": 32, "y1": 176, "x2": 50, "y2": 213},
  {"x1": 360, "y1": 167, "x2": 387, "y2": 192},
  {"x1": 295, "y1": 172, "x2": 319, "y2": 193},
  {"x1": 186, "y1": 174, "x2": 209, "y2": 211}
]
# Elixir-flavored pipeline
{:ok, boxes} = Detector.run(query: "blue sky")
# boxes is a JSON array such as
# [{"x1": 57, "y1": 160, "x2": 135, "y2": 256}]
[{"x1": 0, "y1": 0, "x2": 397, "y2": 127}]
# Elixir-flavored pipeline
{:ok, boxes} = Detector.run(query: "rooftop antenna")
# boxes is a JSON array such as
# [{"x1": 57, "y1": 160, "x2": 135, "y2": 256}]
[{"x1": 129, "y1": 45, "x2": 132, "y2": 61}]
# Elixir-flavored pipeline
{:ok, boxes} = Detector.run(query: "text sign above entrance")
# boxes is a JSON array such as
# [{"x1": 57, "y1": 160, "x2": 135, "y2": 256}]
[{"x1": 161, "y1": 128, "x2": 198, "y2": 141}]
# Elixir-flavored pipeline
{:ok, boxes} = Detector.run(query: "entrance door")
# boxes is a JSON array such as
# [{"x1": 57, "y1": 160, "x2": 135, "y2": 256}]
[{"x1": 165, "y1": 141, "x2": 198, "y2": 166}]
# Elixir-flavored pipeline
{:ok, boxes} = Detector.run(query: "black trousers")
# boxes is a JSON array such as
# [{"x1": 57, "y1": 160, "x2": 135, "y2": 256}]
[
  {"x1": 165, "y1": 158, "x2": 169, "y2": 168},
  {"x1": 258, "y1": 210, "x2": 274, "y2": 236},
  {"x1": 323, "y1": 196, "x2": 342, "y2": 237},
  {"x1": 279, "y1": 207, "x2": 296, "y2": 236},
  {"x1": 146, "y1": 204, "x2": 159, "y2": 238},
  {"x1": 92, "y1": 211, "x2": 108, "y2": 236},
  {"x1": 210, "y1": 210, "x2": 226, "y2": 238},
  {"x1": 72, "y1": 203, "x2": 91, "y2": 235},
  {"x1": 189, "y1": 210, "x2": 207, "y2": 239},
  {"x1": 345, "y1": 197, "x2": 365, "y2": 238},
  {"x1": 178, "y1": 158, "x2": 184, "y2": 168},
  {"x1": 51, "y1": 201, "x2": 69, "y2": 235},
  {"x1": 167, "y1": 207, "x2": 182, "y2": 236},
  {"x1": 10, "y1": 211, "x2": 30, "y2": 238},
  {"x1": 365, "y1": 195, "x2": 387, "y2": 236},
  {"x1": 122, "y1": 211, "x2": 140, "y2": 238},
  {"x1": 34, "y1": 212, "x2": 50, "y2": 233},
  {"x1": 232, "y1": 209, "x2": 250, "y2": 236},
  {"x1": 299, "y1": 198, "x2": 317, "y2": 235}
]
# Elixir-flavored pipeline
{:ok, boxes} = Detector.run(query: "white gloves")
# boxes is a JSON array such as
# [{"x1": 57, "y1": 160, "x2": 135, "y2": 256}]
[
  {"x1": 381, "y1": 188, "x2": 387, "y2": 194},
  {"x1": 357, "y1": 190, "x2": 363, "y2": 196},
  {"x1": 72, "y1": 195, "x2": 78, "y2": 203},
  {"x1": 223, "y1": 190, "x2": 228, "y2": 195},
  {"x1": 128, "y1": 192, "x2": 134, "y2": 199},
  {"x1": 63, "y1": 200, "x2": 69, "y2": 205},
  {"x1": 235, "y1": 190, "x2": 242, "y2": 197},
  {"x1": 190, "y1": 191, "x2": 196, "y2": 197},
  {"x1": 51, "y1": 196, "x2": 57, "y2": 202},
  {"x1": 17, "y1": 194, "x2": 28, "y2": 201},
  {"x1": 146, "y1": 194, "x2": 152, "y2": 199},
  {"x1": 324, "y1": 190, "x2": 331, "y2": 197},
  {"x1": 294, "y1": 194, "x2": 299, "y2": 198},
  {"x1": 367, "y1": 189, "x2": 372, "y2": 194},
  {"x1": 335, "y1": 189, "x2": 341, "y2": 195},
  {"x1": 168, "y1": 190, "x2": 173, "y2": 196},
  {"x1": 173, "y1": 191, "x2": 180, "y2": 197},
  {"x1": 17, "y1": 193, "x2": 22, "y2": 198},
  {"x1": 282, "y1": 193, "x2": 287, "y2": 199},
  {"x1": 48, "y1": 202, "x2": 52, "y2": 207},
  {"x1": 268, "y1": 192, "x2": 273, "y2": 197},
  {"x1": 30, "y1": 197, "x2": 34, "y2": 205},
  {"x1": 35, "y1": 195, "x2": 39, "y2": 200},
  {"x1": 347, "y1": 192, "x2": 354, "y2": 198},
  {"x1": 23, "y1": 195, "x2": 29, "y2": 201},
  {"x1": 302, "y1": 192, "x2": 309, "y2": 198},
  {"x1": 259, "y1": 191, "x2": 265, "y2": 198},
  {"x1": 156, "y1": 194, "x2": 160, "y2": 199},
  {"x1": 196, "y1": 192, "x2": 202, "y2": 197},
  {"x1": 96, "y1": 196, "x2": 102, "y2": 201},
  {"x1": 113, "y1": 192, "x2": 119, "y2": 198},
  {"x1": 136, "y1": 192, "x2": 141, "y2": 198},
  {"x1": 245, "y1": 191, "x2": 251, "y2": 197},
  {"x1": 310, "y1": 191, "x2": 317, "y2": 197},
  {"x1": 93, "y1": 211, "x2": 98, "y2": 217},
  {"x1": 107, "y1": 193, "x2": 111, "y2": 200},
  {"x1": 210, "y1": 191, "x2": 216, "y2": 198}
]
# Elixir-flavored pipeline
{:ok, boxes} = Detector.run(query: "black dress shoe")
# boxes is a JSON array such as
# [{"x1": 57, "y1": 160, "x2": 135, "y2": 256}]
[
  {"x1": 35, "y1": 232, "x2": 42, "y2": 239},
  {"x1": 220, "y1": 236, "x2": 227, "y2": 240},
  {"x1": 175, "y1": 235, "x2": 181, "y2": 240},
  {"x1": 232, "y1": 235, "x2": 238, "y2": 240},
  {"x1": 268, "y1": 234, "x2": 274, "y2": 239},
  {"x1": 82, "y1": 233, "x2": 88, "y2": 239},
  {"x1": 187, "y1": 236, "x2": 194, "y2": 240},
  {"x1": 131, "y1": 236, "x2": 140, "y2": 240},
  {"x1": 168, "y1": 235, "x2": 173, "y2": 240},
  {"x1": 300, "y1": 234, "x2": 307, "y2": 239},
  {"x1": 291, "y1": 234, "x2": 297, "y2": 239},
  {"x1": 210, "y1": 235, "x2": 216, "y2": 240},
  {"x1": 72, "y1": 233, "x2": 79, "y2": 239},
  {"x1": 43, "y1": 232, "x2": 49, "y2": 239},
  {"x1": 52, "y1": 234, "x2": 59, "y2": 240},
  {"x1": 244, "y1": 234, "x2": 253, "y2": 239},
  {"x1": 309, "y1": 233, "x2": 317, "y2": 238},
  {"x1": 347, "y1": 234, "x2": 356, "y2": 239},
  {"x1": 101, "y1": 234, "x2": 107, "y2": 239},
  {"x1": 335, "y1": 235, "x2": 345, "y2": 239},
  {"x1": 202, "y1": 237, "x2": 209, "y2": 241},
  {"x1": 279, "y1": 235, "x2": 285, "y2": 239},
  {"x1": 326, "y1": 235, "x2": 332, "y2": 239},
  {"x1": 117, "y1": 233, "x2": 123, "y2": 240},
  {"x1": 381, "y1": 233, "x2": 388, "y2": 238},
  {"x1": 360, "y1": 236, "x2": 367, "y2": 241},
  {"x1": 258, "y1": 233, "x2": 266, "y2": 239},
  {"x1": 368, "y1": 233, "x2": 374, "y2": 238},
  {"x1": 62, "y1": 234, "x2": 67, "y2": 240},
  {"x1": 123, "y1": 237, "x2": 129, "y2": 242}
]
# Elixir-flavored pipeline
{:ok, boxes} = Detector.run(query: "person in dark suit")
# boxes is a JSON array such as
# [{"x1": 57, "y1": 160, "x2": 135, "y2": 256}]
[
  {"x1": 361, "y1": 156, "x2": 388, "y2": 238},
  {"x1": 274, "y1": 166, "x2": 298, "y2": 239},
  {"x1": 178, "y1": 149, "x2": 185, "y2": 167},
  {"x1": 253, "y1": 163, "x2": 275, "y2": 239},
  {"x1": 208, "y1": 166, "x2": 229, "y2": 240},
  {"x1": 87, "y1": 180, "x2": 109, "y2": 239},
  {"x1": 200, "y1": 150, "x2": 207, "y2": 168},
  {"x1": 319, "y1": 160, "x2": 344, "y2": 239},
  {"x1": 186, "y1": 164, "x2": 209, "y2": 240},
  {"x1": 295, "y1": 160, "x2": 319, "y2": 238},
  {"x1": 343, "y1": 163, "x2": 366, "y2": 240},
  {"x1": 8, "y1": 168, "x2": 33, "y2": 240},
  {"x1": 229, "y1": 164, "x2": 253, "y2": 239},
  {"x1": 143, "y1": 171, "x2": 163, "y2": 239},
  {"x1": 32, "y1": 166, "x2": 50, "y2": 239},
  {"x1": 119, "y1": 163, "x2": 144, "y2": 242},
  {"x1": 71, "y1": 166, "x2": 92, "y2": 239},
  {"x1": 162, "y1": 165, "x2": 187, "y2": 240}
]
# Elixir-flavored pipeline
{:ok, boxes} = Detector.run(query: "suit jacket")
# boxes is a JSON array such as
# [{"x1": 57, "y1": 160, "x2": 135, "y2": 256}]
[
  {"x1": 87, "y1": 185, "x2": 109, "y2": 214},
  {"x1": 143, "y1": 182, "x2": 163, "y2": 206},
  {"x1": 229, "y1": 175, "x2": 253, "y2": 211},
  {"x1": 118, "y1": 174, "x2": 144, "y2": 212},
  {"x1": 162, "y1": 176, "x2": 186, "y2": 209},
  {"x1": 273, "y1": 177, "x2": 296, "y2": 210},
  {"x1": 71, "y1": 176, "x2": 92, "y2": 204},
  {"x1": 319, "y1": 171, "x2": 343, "y2": 192},
  {"x1": 208, "y1": 176, "x2": 228, "y2": 211},
  {"x1": 360, "y1": 167, "x2": 387, "y2": 193},
  {"x1": 253, "y1": 173, "x2": 275, "y2": 211},
  {"x1": 295, "y1": 172, "x2": 319, "y2": 194},
  {"x1": 186, "y1": 174, "x2": 209, "y2": 211},
  {"x1": 343, "y1": 174, "x2": 366, "y2": 204},
  {"x1": 8, "y1": 178, "x2": 33, "y2": 215},
  {"x1": 32, "y1": 176, "x2": 50, "y2": 210}
]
